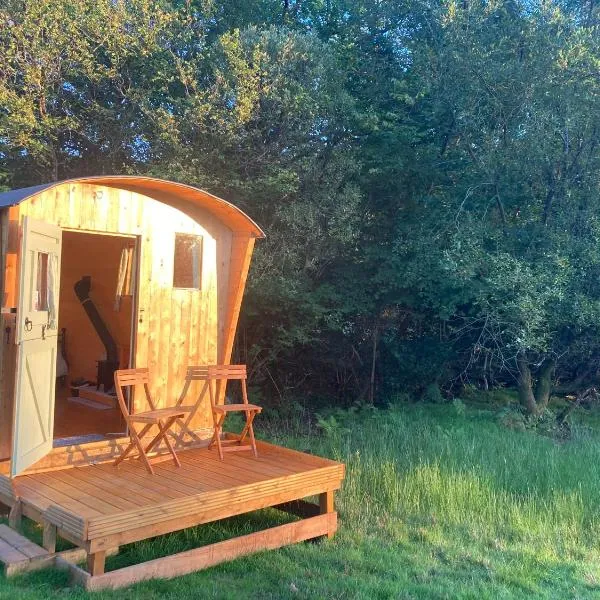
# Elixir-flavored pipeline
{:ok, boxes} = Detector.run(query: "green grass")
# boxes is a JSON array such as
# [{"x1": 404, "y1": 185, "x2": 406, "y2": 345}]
[{"x1": 5, "y1": 400, "x2": 600, "y2": 598}]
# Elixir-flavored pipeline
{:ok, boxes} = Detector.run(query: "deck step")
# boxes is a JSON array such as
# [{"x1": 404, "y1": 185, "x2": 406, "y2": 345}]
[{"x1": 0, "y1": 524, "x2": 50, "y2": 576}]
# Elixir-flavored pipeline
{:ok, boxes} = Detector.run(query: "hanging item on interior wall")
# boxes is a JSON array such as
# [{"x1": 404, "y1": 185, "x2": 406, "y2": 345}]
[
  {"x1": 114, "y1": 245, "x2": 136, "y2": 311},
  {"x1": 47, "y1": 253, "x2": 59, "y2": 329}
]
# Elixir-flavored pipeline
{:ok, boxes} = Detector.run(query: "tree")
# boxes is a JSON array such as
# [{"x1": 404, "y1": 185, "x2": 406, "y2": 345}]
[
  {"x1": 3, "y1": 0, "x2": 600, "y2": 411},
  {"x1": 0, "y1": 0, "x2": 201, "y2": 183},
  {"x1": 388, "y1": 1, "x2": 600, "y2": 413}
]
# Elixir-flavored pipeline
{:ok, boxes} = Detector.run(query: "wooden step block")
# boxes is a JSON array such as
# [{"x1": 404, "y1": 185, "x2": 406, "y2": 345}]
[
  {"x1": 0, "y1": 524, "x2": 49, "y2": 576},
  {"x1": 78, "y1": 386, "x2": 117, "y2": 408}
]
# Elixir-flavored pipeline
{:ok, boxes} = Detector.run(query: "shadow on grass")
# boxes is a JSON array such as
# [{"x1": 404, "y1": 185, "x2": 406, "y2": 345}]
[{"x1": 106, "y1": 508, "x2": 298, "y2": 571}]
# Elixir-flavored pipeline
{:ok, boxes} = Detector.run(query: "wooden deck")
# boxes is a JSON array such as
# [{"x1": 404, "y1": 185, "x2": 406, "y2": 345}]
[{"x1": 0, "y1": 439, "x2": 344, "y2": 589}]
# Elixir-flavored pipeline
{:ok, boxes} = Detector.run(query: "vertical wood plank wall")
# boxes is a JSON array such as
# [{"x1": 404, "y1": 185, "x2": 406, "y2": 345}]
[
  {"x1": 1, "y1": 183, "x2": 248, "y2": 437},
  {"x1": 221, "y1": 235, "x2": 255, "y2": 366},
  {"x1": 0, "y1": 207, "x2": 20, "y2": 458}
]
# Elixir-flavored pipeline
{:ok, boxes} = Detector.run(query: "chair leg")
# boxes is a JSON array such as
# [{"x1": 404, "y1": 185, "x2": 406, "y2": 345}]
[
  {"x1": 208, "y1": 402, "x2": 219, "y2": 447},
  {"x1": 208, "y1": 408, "x2": 218, "y2": 449},
  {"x1": 239, "y1": 378, "x2": 258, "y2": 457},
  {"x1": 246, "y1": 411, "x2": 259, "y2": 457},
  {"x1": 160, "y1": 417, "x2": 181, "y2": 467},
  {"x1": 237, "y1": 410, "x2": 259, "y2": 457},
  {"x1": 208, "y1": 428, "x2": 217, "y2": 449},
  {"x1": 174, "y1": 381, "x2": 208, "y2": 445},
  {"x1": 140, "y1": 419, "x2": 182, "y2": 468},
  {"x1": 238, "y1": 410, "x2": 251, "y2": 444},
  {"x1": 126, "y1": 424, "x2": 155, "y2": 475},
  {"x1": 143, "y1": 424, "x2": 168, "y2": 455},
  {"x1": 114, "y1": 423, "x2": 152, "y2": 467},
  {"x1": 137, "y1": 441, "x2": 155, "y2": 475},
  {"x1": 208, "y1": 381, "x2": 222, "y2": 459},
  {"x1": 210, "y1": 412, "x2": 225, "y2": 460},
  {"x1": 174, "y1": 413, "x2": 201, "y2": 446},
  {"x1": 114, "y1": 440, "x2": 136, "y2": 466}
]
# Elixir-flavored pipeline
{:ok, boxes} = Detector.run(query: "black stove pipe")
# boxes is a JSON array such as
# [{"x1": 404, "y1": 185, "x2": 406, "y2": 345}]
[{"x1": 74, "y1": 275, "x2": 119, "y2": 363}]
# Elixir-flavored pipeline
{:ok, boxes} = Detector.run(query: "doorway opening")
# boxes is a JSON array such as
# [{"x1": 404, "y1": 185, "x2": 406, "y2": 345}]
[{"x1": 53, "y1": 230, "x2": 137, "y2": 444}]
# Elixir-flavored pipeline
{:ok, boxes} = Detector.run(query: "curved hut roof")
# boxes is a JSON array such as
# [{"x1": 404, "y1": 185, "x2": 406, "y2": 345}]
[{"x1": 0, "y1": 176, "x2": 265, "y2": 238}]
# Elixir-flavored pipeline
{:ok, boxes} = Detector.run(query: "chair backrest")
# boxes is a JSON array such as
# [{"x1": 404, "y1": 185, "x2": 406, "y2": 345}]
[
  {"x1": 114, "y1": 368, "x2": 155, "y2": 418},
  {"x1": 182, "y1": 365, "x2": 249, "y2": 408},
  {"x1": 175, "y1": 366, "x2": 211, "y2": 408},
  {"x1": 185, "y1": 366, "x2": 211, "y2": 381},
  {"x1": 207, "y1": 365, "x2": 247, "y2": 380},
  {"x1": 207, "y1": 365, "x2": 248, "y2": 406}
]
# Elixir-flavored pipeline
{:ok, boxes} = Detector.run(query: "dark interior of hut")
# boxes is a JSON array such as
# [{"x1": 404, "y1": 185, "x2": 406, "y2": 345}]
[{"x1": 53, "y1": 230, "x2": 137, "y2": 443}]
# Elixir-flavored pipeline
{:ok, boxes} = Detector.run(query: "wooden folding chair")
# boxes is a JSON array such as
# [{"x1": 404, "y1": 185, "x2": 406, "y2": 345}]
[
  {"x1": 173, "y1": 366, "x2": 210, "y2": 445},
  {"x1": 113, "y1": 368, "x2": 190, "y2": 474},
  {"x1": 184, "y1": 365, "x2": 262, "y2": 459}
]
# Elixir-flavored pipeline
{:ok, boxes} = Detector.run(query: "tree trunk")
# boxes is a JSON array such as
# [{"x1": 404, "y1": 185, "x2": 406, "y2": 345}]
[
  {"x1": 534, "y1": 358, "x2": 555, "y2": 413},
  {"x1": 518, "y1": 354, "x2": 537, "y2": 415},
  {"x1": 368, "y1": 324, "x2": 379, "y2": 404},
  {"x1": 482, "y1": 351, "x2": 489, "y2": 391},
  {"x1": 518, "y1": 354, "x2": 555, "y2": 416}
]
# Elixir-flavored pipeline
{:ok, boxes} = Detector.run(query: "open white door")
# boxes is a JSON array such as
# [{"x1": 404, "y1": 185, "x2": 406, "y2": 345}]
[{"x1": 11, "y1": 217, "x2": 62, "y2": 477}]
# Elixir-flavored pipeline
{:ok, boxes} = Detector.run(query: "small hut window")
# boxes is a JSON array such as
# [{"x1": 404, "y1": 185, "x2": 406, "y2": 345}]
[
  {"x1": 34, "y1": 252, "x2": 49, "y2": 311},
  {"x1": 173, "y1": 234, "x2": 203, "y2": 289}
]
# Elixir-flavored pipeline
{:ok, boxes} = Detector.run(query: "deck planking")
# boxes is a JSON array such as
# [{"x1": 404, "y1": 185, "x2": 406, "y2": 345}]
[
  {"x1": 0, "y1": 440, "x2": 342, "y2": 588},
  {"x1": 8, "y1": 440, "x2": 343, "y2": 547}
]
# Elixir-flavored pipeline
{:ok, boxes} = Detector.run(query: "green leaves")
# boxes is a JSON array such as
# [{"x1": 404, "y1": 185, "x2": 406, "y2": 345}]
[
  {"x1": 3, "y1": 0, "x2": 600, "y2": 402},
  {"x1": 388, "y1": 1, "x2": 600, "y2": 393}
]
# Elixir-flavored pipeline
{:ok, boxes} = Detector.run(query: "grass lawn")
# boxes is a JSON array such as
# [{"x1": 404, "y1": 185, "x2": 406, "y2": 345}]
[{"x1": 3, "y1": 399, "x2": 600, "y2": 598}]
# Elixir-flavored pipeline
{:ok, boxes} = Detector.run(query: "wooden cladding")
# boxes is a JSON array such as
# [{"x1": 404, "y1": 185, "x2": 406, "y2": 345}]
[{"x1": 2, "y1": 182, "x2": 254, "y2": 435}]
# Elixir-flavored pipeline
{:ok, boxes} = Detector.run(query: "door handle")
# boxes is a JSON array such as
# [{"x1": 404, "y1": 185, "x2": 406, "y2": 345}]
[{"x1": 24, "y1": 317, "x2": 32, "y2": 332}]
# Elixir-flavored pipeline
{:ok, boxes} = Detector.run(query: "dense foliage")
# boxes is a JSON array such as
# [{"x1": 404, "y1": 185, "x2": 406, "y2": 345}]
[{"x1": 2, "y1": 0, "x2": 600, "y2": 412}]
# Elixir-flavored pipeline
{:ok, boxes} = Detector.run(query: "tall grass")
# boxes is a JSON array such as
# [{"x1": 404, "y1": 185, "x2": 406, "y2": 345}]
[
  {"x1": 321, "y1": 404, "x2": 600, "y2": 550},
  {"x1": 269, "y1": 402, "x2": 600, "y2": 597},
  {"x1": 6, "y1": 401, "x2": 600, "y2": 598}
]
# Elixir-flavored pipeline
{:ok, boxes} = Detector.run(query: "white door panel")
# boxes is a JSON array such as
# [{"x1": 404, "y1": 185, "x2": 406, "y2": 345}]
[
  {"x1": 11, "y1": 338, "x2": 57, "y2": 476},
  {"x1": 11, "y1": 217, "x2": 62, "y2": 477}
]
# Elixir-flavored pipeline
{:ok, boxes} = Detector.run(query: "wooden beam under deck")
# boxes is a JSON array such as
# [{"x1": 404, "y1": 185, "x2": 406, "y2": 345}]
[{"x1": 68, "y1": 513, "x2": 337, "y2": 591}]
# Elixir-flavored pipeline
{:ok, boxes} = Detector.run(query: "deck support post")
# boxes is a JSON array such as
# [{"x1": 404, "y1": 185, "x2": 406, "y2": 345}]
[
  {"x1": 87, "y1": 551, "x2": 106, "y2": 576},
  {"x1": 42, "y1": 522, "x2": 57, "y2": 553},
  {"x1": 8, "y1": 500, "x2": 22, "y2": 531},
  {"x1": 319, "y1": 491, "x2": 335, "y2": 539}
]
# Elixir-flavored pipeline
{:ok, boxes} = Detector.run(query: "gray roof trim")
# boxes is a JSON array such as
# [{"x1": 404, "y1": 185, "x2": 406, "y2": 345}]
[{"x1": 0, "y1": 183, "x2": 57, "y2": 208}]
